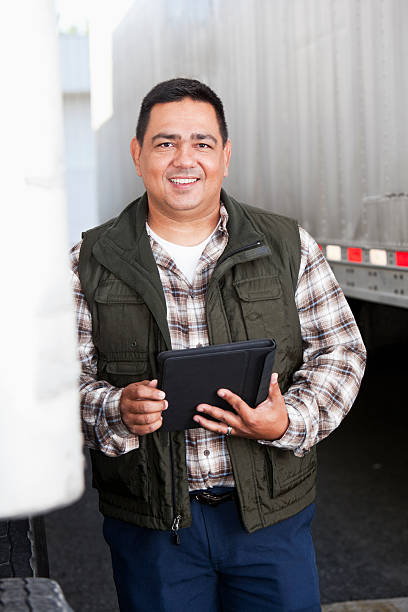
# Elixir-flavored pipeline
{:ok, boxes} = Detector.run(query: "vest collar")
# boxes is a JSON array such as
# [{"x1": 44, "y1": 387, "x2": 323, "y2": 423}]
[
  {"x1": 95, "y1": 192, "x2": 155, "y2": 270},
  {"x1": 219, "y1": 188, "x2": 266, "y2": 257},
  {"x1": 96, "y1": 188, "x2": 267, "y2": 266},
  {"x1": 91, "y1": 189, "x2": 269, "y2": 349},
  {"x1": 92, "y1": 193, "x2": 172, "y2": 348}
]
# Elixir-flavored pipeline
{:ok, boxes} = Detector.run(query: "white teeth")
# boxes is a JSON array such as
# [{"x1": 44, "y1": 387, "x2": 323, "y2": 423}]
[{"x1": 169, "y1": 178, "x2": 198, "y2": 184}]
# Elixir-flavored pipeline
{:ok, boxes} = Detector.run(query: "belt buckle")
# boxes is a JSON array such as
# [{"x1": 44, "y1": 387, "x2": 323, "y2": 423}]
[{"x1": 194, "y1": 491, "x2": 232, "y2": 506}]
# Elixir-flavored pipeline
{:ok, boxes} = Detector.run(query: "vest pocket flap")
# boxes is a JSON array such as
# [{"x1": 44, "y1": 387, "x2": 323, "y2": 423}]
[
  {"x1": 233, "y1": 276, "x2": 282, "y2": 301},
  {"x1": 106, "y1": 361, "x2": 148, "y2": 375},
  {"x1": 95, "y1": 284, "x2": 144, "y2": 304}
]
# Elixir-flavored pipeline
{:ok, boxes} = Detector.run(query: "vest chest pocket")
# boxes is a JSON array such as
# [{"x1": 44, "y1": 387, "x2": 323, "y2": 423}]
[
  {"x1": 104, "y1": 360, "x2": 151, "y2": 387},
  {"x1": 233, "y1": 276, "x2": 283, "y2": 339},
  {"x1": 94, "y1": 283, "x2": 152, "y2": 355}
]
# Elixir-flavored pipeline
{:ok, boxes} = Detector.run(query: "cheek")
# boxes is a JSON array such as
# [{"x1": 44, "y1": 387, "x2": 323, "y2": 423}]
[
  {"x1": 141, "y1": 160, "x2": 166, "y2": 182},
  {"x1": 206, "y1": 161, "x2": 228, "y2": 182}
]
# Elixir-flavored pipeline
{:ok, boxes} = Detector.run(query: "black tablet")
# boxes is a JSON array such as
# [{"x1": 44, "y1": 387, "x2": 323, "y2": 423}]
[{"x1": 157, "y1": 338, "x2": 276, "y2": 432}]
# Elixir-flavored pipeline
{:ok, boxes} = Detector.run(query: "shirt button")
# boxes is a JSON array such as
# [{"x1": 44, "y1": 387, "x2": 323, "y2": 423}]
[{"x1": 203, "y1": 449, "x2": 210, "y2": 456}]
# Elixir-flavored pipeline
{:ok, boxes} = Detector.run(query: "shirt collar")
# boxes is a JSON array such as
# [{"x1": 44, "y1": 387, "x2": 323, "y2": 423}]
[
  {"x1": 146, "y1": 202, "x2": 229, "y2": 273},
  {"x1": 218, "y1": 202, "x2": 229, "y2": 235}
]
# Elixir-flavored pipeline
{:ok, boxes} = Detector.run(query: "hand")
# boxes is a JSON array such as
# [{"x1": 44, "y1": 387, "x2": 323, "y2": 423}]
[
  {"x1": 120, "y1": 379, "x2": 167, "y2": 435},
  {"x1": 193, "y1": 373, "x2": 289, "y2": 440}
]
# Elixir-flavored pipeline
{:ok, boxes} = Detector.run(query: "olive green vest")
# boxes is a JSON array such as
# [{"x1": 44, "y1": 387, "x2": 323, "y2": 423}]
[{"x1": 79, "y1": 189, "x2": 317, "y2": 534}]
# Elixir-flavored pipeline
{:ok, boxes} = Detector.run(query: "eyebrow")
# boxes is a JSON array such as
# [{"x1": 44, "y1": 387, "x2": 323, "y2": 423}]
[
  {"x1": 151, "y1": 132, "x2": 218, "y2": 144},
  {"x1": 193, "y1": 133, "x2": 218, "y2": 144}
]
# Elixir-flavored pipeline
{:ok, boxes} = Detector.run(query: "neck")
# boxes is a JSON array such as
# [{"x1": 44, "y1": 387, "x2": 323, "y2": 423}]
[{"x1": 147, "y1": 202, "x2": 221, "y2": 246}]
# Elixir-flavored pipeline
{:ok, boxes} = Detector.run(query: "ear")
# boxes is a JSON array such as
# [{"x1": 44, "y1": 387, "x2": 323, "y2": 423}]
[
  {"x1": 130, "y1": 137, "x2": 142, "y2": 176},
  {"x1": 223, "y1": 139, "x2": 232, "y2": 177}
]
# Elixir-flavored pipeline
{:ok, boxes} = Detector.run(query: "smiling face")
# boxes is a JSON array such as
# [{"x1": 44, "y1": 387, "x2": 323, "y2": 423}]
[{"x1": 130, "y1": 98, "x2": 231, "y2": 220}]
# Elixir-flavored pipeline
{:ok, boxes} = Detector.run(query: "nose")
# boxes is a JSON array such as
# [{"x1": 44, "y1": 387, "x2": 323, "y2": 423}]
[{"x1": 173, "y1": 143, "x2": 196, "y2": 168}]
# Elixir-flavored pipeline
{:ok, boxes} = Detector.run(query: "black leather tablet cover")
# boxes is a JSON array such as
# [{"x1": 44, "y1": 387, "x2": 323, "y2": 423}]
[{"x1": 157, "y1": 339, "x2": 276, "y2": 432}]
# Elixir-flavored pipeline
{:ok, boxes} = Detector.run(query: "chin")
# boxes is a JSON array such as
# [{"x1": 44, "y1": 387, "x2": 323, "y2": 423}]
[{"x1": 166, "y1": 199, "x2": 203, "y2": 212}]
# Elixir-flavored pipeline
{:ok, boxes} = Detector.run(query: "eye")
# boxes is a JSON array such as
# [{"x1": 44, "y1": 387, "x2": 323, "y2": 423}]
[
  {"x1": 196, "y1": 142, "x2": 211, "y2": 149},
  {"x1": 157, "y1": 142, "x2": 174, "y2": 149}
]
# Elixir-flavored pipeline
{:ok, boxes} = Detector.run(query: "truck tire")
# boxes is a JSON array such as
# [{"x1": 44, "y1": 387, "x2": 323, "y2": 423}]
[
  {"x1": 0, "y1": 518, "x2": 49, "y2": 579},
  {"x1": 0, "y1": 577, "x2": 73, "y2": 611}
]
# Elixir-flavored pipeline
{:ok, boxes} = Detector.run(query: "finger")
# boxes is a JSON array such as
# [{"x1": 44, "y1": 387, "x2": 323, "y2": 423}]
[
  {"x1": 216, "y1": 388, "x2": 252, "y2": 417},
  {"x1": 125, "y1": 382, "x2": 165, "y2": 402},
  {"x1": 195, "y1": 404, "x2": 241, "y2": 428},
  {"x1": 133, "y1": 379, "x2": 151, "y2": 386},
  {"x1": 131, "y1": 417, "x2": 163, "y2": 436},
  {"x1": 193, "y1": 414, "x2": 235, "y2": 436},
  {"x1": 147, "y1": 379, "x2": 158, "y2": 387},
  {"x1": 128, "y1": 410, "x2": 165, "y2": 426},
  {"x1": 125, "y1": 399, "x2": 168, "y2": 415}
]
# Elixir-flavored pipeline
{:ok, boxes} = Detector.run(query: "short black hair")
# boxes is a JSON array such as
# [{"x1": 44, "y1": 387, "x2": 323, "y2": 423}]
[{"x1": 136, "y1": 78, "x2": 228, "y2": 146}]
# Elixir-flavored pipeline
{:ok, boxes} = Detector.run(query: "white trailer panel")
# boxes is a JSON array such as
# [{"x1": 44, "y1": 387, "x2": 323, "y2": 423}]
[{"x1": 90, "y1": 0, "x2": 408, "y2": 306}]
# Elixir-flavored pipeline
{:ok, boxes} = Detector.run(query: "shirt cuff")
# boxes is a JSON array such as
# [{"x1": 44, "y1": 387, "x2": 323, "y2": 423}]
[
  {"x1": 257, "y1": 403, "x2": 306, "y2": 452},
  {"x1": 103, "y1": 387, "x2": 140, "y2": 448}
]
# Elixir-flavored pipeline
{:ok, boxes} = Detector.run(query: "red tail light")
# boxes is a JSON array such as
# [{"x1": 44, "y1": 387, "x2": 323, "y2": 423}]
[
  {"x1": 347, "y1": 247, "x2": 363, "y2": 263},
  {"x1": 396, "y1": 251, "x2": 408, "y2": 267}
]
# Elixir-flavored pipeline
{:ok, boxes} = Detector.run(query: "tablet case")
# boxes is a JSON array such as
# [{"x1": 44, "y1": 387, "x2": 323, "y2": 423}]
[{"x1": 157, "y1": 338, "x2": 276, "y2": 432}]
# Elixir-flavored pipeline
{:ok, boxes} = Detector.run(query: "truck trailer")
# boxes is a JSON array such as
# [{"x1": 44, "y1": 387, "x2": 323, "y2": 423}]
[{"x1": 89, "y1": 0, "x2": 408, "y2": 346}]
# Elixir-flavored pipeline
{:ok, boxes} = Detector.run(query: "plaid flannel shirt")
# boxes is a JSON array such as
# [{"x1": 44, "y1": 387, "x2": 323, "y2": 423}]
[{"x1": 70, "y1": 205, "x2": 366, "y2": 490}]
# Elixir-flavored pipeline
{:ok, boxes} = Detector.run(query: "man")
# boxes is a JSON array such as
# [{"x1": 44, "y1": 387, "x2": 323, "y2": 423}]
[{"x1": 71, "y1": 78, "x2": 366, "y2": 611}]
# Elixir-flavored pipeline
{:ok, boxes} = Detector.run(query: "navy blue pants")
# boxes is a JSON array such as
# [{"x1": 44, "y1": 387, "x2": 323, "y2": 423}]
[{"x1": 103, "y1": 490, "x2": 321, "y2": 612}]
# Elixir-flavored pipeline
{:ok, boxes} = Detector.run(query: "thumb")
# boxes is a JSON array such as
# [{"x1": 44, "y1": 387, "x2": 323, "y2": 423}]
[
  {"x1": 267, "y1": 372, "x2": 281, "y2": 400},
  {"x1": 147, "y1": 379, "x2": 159, "y2": 387}
]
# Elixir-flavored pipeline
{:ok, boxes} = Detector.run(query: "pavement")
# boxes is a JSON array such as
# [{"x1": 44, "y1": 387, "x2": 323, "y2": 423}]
[
  {"x1": 323, "y1": 599, "x2": 408, "y2": 611},
  {"x1": 311, "y1": 345, "x2": 408, "y2": 605}
]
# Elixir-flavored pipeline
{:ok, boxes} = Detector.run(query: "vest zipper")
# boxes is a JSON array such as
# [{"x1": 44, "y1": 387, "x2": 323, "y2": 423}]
[
  {"x1": 220, "y1": 240, "x2": 262, "y2": 262},
  {"x1": 159, "y1": 328, "x2": 183, "y2": 546},
  {"x1": 169, "y1": 435, "x2": 182, "y2": 545},
  {"x1": 167, "y1": 240, "x2": 262, "y2": 545},
  {"x1": 171, "y1": 513, "x2": 182, "y2": 545}
]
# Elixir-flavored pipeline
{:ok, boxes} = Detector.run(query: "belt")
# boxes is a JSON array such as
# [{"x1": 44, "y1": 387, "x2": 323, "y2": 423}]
[{"x1": 191, "y1": 490, "x2": 235, "y2": 506}]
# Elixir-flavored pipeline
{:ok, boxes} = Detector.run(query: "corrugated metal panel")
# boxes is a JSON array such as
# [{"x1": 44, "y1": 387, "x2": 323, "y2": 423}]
[{"x1": 91, "y1": 0, "x2": 408, "y2": 248}]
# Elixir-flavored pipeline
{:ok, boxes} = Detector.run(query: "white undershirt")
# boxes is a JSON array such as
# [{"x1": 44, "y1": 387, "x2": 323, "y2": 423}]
[{"x1": 146, "y1": 224, "x2": 218, "y2": 284}]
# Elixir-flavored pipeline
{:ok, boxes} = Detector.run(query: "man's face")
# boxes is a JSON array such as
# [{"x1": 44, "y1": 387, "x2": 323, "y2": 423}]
[{"x1": 130, "y1": 98, "x2": 231, "y2": 218}]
